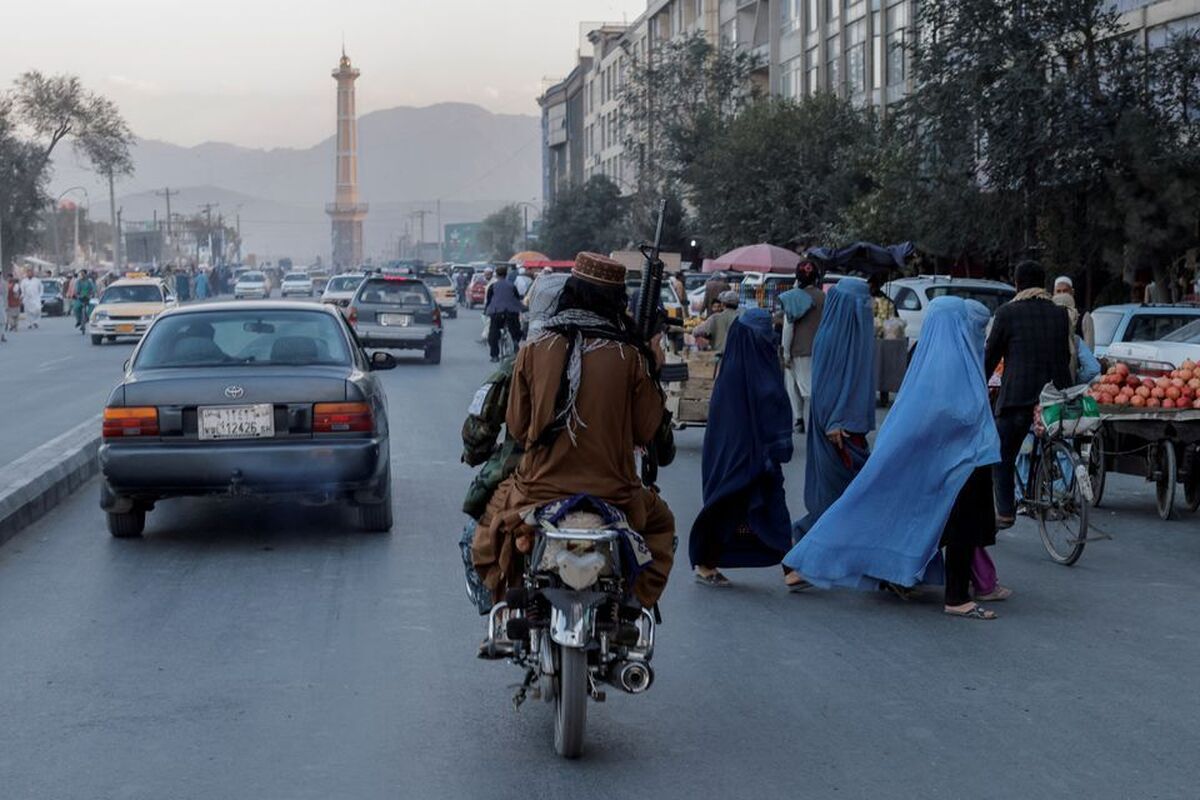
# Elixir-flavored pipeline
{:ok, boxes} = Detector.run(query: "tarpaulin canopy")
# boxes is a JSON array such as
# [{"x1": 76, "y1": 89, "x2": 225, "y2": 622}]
[
  {"x1": 703, "y1": 243, "x2": 801, "y2": 274},
  {"x1": 510, "y1": 251, "x2": 550, "y2": 264},
  {"x1": 806, "y1": 242, "x2": 914, "y2": 276}
]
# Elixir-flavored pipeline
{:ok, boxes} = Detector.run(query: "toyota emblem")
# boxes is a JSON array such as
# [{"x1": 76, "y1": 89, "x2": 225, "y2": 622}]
[{"x1": 224, "y1": 385, "x2": 245, "y2": 400}]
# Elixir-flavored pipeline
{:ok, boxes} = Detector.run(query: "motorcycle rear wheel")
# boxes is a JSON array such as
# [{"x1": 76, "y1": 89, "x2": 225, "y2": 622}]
[{"x1": 553, "y1": 647, "x2": 588, "y2": 759}]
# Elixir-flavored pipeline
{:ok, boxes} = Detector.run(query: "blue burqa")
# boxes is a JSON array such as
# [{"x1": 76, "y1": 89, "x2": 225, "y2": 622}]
[
  {"x1": 689, "y1": 309, "x2": 795, "y2": 568},
  {"x1": 783, "y1": 296, "x2": 1001, "y2": 589},
  {"x1": 194, "y1": 271, "x2": 209, "y2": 300},
  {"x1": 793, "y1": 278, "x2": 876, "y2": 538}
]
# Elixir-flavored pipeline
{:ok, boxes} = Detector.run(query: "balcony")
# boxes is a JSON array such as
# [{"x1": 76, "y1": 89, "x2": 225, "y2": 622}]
[{"x1": 325, "y1": 202, "x2": 369, "y2": 215}]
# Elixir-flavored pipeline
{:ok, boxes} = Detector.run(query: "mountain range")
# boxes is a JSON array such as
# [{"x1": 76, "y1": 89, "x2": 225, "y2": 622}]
[{"x1": 49, "y1": 102, "x2": 542, "y2": 262}]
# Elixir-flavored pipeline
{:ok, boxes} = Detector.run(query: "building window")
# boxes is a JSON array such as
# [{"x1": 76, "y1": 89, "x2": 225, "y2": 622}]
[
  {"x1": 807, "y1": 0, "x2": 819, "y2": 31},
  {"x1": 846, "y1": 20, "x2": 867, "y2": 96},
  {"x1": 782, "y1": 0, "x2": 802, "y2": 34},
  {"x1": 872, "y1": 11, "x2": 883, "y2": 88},
  {"x1": 825, "y1": 0, "x2": 840, "y2": 24},
  {"x1": 886, "y1": 4, "x2": 906, "y2": 88},
  {"x1": 720, "y1": 18, "x2": 738, "y2": 48},
  {"x1": 805, "y1": 46, "x2": 820, "y2": 95},
  {"x1": 781, "y1": 56, "x2": 804, "y2": 99},
  {"x1": 826, "y1": 33, "x2": 841, "y2": 92}
]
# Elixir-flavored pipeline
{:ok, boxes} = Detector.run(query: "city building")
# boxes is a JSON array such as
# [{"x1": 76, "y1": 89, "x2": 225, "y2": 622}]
[
  {"x1": 326, "y1": 50, "x2": 368, "y2": 269},
  {"x1": 540, "y1": 0, "x2": 1200, "y2": 205}
]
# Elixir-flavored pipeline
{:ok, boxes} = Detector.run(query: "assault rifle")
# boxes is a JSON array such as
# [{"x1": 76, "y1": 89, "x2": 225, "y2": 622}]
[{"x1": 635, "y1": 201, "x2": 669, "y2": 489}]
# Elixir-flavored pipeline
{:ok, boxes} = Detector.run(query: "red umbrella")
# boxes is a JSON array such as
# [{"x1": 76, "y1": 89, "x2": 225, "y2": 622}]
[{"x1": 703, "y1": 244, "x2": 800, "y2": 274}]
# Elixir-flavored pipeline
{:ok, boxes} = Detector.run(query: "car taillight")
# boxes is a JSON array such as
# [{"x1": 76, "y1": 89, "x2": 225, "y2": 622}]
[
  {"x1": 313, "y1": 402, "x2": 373, "y2": 433},
  {"x1": 348, "y1": 306, "x2": 358, "y2": 326},
  {"x1": 103, "y1": 407, "x2": 159, "y2": 438}
]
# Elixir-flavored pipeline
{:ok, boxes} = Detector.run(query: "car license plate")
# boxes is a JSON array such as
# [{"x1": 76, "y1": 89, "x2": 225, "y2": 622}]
[
  {"x1": 379, "y1": 313, "x2": 411, "y2": 327},
  {"x1": 116, "y1": 323, "x2": 135, "y2": 334},
  {"x1": 198, "y1": 404, "x2": 275, "y2": 441}
]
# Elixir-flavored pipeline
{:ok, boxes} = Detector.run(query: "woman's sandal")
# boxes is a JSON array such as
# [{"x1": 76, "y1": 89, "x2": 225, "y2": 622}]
[
  {"x1": 944, "y1": 604, "x2": 997, "y2": 620},
  {"x1": 975, "y1": 585, "x2": 1013, "y2": 602},
  {"x1": 995, "y1": 516, "x2": 1016, "y2": 530},
  {"x1": 695, "y1": 570, "x2": 732, "y2": 588},
  {"x1": 785, "y1": 575, "x2": 813, "y2": 592},
  {"x1": 880, "y1": 581, "x2": 920, "y2": 601}
]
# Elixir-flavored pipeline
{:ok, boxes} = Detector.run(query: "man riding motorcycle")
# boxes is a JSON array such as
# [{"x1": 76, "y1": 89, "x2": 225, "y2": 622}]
[{"x1": 470, "y1": 252, "x2": 675, "y2": 620}]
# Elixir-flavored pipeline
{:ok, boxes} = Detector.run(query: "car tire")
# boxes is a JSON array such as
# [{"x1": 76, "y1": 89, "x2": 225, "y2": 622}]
[
  {"x1": 425, "y1": 342, "x2": 442, "y2": 365},
  {"x1": 447, "y1": 308, "x2": 457, "y2": 319},
  {"x1": 90, "y1": 335, "x2": 103, "y2": 345},
  {"x1": 107, "y1": 509, "x2": 145, "y2": 538},
  {"x1": 358, "y1": 487, "x2": 393, "y2": 533}
]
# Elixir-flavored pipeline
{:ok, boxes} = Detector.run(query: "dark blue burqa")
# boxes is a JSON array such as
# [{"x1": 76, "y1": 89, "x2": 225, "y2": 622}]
[
  {"x1": 689, "y1": 309, "x2": 795, "y2": 568},
  {"x1": 793, "y1": 278, "x2": 876, "y2": 539}
]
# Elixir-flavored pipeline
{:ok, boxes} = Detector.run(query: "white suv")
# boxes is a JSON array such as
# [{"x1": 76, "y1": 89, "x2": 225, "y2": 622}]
[{"x1": 884, "y1": 276, "x2": 1015, "y2": 343}]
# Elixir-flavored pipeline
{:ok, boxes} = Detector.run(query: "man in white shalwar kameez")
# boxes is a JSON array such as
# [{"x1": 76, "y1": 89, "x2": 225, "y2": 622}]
[{"x1": 20, "y1": 269, "x2": 44, "y2": 329}]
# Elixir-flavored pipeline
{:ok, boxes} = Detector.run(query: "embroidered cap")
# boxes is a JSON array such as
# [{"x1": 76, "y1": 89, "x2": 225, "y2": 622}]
[{"x1": 572, "y1": 252, "x2": 626, "y2": 287}]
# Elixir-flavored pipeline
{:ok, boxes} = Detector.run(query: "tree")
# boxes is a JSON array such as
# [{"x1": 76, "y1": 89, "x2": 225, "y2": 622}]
[
  {"x1": 538, "y1": 175, "x2": 629, "y2": 259},
  {"x1": 0, "y1": 72, "x2": 134, "y2": 271},
  {"x1": 686, "y1": 95, "x2": 877, "y2": 252},
  {"x1": 478, "y1": 204, "x2": 523, "y2": 261},
  {"x1": 621, "y1": 32, "x2": 761, "y2": 233}
]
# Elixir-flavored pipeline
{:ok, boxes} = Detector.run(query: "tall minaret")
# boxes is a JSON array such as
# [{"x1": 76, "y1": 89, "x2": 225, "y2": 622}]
[{"x1": 326, "y1": 49, "x2": 367, "y2": 268}]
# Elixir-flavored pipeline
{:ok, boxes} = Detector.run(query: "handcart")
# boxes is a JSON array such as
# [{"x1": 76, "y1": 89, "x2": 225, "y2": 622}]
[{"x1": 1089, "y1": 407, "x2": 1200, "y2": 520}]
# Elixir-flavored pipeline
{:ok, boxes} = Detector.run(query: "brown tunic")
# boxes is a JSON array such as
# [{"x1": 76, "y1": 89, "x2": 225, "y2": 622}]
[{"x1": 471, "y1": 334, "x2": 676, "y2": 606}]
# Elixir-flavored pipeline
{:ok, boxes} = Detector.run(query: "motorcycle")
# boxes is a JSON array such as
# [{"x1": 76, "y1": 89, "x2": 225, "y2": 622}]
[{"x1": 480, "y1": 496, "x2": 657, "y2": 759}]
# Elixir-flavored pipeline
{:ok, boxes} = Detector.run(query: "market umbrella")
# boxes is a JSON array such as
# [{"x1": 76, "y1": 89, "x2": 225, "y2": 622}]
[
  {"x1": 806, "y1": 242, "x2": 914, "y2": 277},
  {"x1": 510, "y1": 250, "x2": 550, "y2": 264},
  {"x1": 703, "y1": 244, "x2": 800, "y2": 274}
]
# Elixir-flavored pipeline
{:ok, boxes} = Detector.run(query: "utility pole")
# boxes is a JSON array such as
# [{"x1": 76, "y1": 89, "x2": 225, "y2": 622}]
[
  {"x1": 410, "y1": 210, "x2": 431, "y2": 259},
  {"x1": 198, "y1": 203, "x2": 218, "y2": 266},
  {"x1": 436, "y1": 199, "x2": 443, "y2": 262},
  {"x1": 155, "y1": 188, "x2": 177, "y2": 261},
  {"x1": 48, "y1": 200, "x2": 62, "y2": 269},
  {"x1": 116, "y1": 207, "x2": 124, "y2": 271}
]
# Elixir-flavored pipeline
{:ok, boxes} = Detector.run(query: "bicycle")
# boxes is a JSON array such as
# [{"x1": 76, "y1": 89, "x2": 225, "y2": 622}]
[{"x1": 1021, "y1": 427, "x2": 1092, "y2": 566}]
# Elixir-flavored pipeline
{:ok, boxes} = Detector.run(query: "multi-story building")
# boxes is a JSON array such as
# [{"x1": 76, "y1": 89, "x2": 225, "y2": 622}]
[{"x1": 540, "y1": 0, "x2": 1199, "y2": 206}]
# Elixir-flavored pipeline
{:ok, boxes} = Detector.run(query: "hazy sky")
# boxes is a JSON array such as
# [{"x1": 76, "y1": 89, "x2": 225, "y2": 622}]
[{"x1": 0, "y1": 0, "x2": 646, "y2": 150}]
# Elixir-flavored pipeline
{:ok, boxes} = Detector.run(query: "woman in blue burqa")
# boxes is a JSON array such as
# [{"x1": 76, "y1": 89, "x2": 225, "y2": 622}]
[
  {"x1": 792, "y1": 278, "x2": 877, "y2": 542},
  {"x1": 689, "y1": 308, "x2": 795, "y2": 588},
  {"x1": 783, "y1": 296, "x2": 1003, "y2": 619}
]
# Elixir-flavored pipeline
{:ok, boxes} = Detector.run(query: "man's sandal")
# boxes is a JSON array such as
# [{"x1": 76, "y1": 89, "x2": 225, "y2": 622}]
[
  {"x1": 975, "y1": 586, "x2": 1013, "y2": 602},
  {"x1": 695, "y1": 570, "x2": 732, "y2": 588}
]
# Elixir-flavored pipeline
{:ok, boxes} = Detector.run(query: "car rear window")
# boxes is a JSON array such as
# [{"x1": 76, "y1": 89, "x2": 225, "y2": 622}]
[
  {"x1": 1124, "y1": 313, "x2": 1200, "y2": 343},
  {"x1": 1091, "y1": 309, "x2": 1123, "y2": 346},
  {"x1": 1163, "y1": 319, "x2": 1200, "y2": 344},
  {"x1": 423, "y1": 274, "x2": 452, "y2": 287},
  {"x1": 283, "y1": 273, "x2": 308, "y2": 281},
  {"x1": 239, "y1": 272, "x2": 265, "y2": 283},
  {"x1": 925, "y1": 286, "x2": 1014, "y2": 312},
  {"x1": 326, "y1": 275, "x2": 364, "y2": 291},
  {"x1": 358, "y1": 280, "x2": 432, "y2": 306},
  {"x1": 136, "y1": 310, "x2": 351, "y2": 368},
  {"x1": 101, "y1": 285, "x2": 162, "y2": 304}
]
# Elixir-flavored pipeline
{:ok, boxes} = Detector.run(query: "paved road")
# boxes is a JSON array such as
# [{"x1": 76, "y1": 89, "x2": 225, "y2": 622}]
[
  {"x1": 1, "y1": 309, "x2": 1198, "y2": 799},
  {"x1": 0, "y1": 311, "x2": 131, "y2": 464}
]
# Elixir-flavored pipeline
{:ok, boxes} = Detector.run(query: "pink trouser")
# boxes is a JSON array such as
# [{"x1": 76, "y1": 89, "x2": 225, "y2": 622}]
[{"x1": 971, "y1": 548, "x2": 997, "y2": 595}]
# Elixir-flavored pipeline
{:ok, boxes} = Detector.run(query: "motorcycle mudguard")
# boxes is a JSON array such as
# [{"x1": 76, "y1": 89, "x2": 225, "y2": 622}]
[{"x1": 541, "y1": 588, "x2": 606, "y2": 648}]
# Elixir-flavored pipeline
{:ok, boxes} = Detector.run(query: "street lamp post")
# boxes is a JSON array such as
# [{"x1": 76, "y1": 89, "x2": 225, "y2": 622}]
[
  {"x1": 56, "y1": 186, "x2": 90, "y2": 267},
  {"x1": 514, "y1": 201, "x2": 541, "y2": 253}
]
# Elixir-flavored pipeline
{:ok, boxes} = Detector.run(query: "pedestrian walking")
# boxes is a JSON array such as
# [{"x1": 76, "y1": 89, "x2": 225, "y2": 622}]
[
  {"x1": 780, "y1": 260, "x2": 825, "y2": 433},
  {"x1": 792, "y1": 277, "x2": 876, "y2": 540},
  {"x1": 784, "y1": 297, "x2": 1003, "y2": 619},
  {"x1": 194, "y1": 269, "x2": 210, "y2": 300},
  {"x1": 689, "y1": 309, "x2": 796, "y2": 588},
  {"x1": 73, "y1": 270, "x2": 96, "y2": 331},
  {"x1": 3, "y1": 271, "x2": 21, "y2": 339},
  {"x1": 986, "y1": 261, "x2": 1072, "y2": 529},
  {"x1": 20, "y1": 268, "x2": 43, "y2": 329}
]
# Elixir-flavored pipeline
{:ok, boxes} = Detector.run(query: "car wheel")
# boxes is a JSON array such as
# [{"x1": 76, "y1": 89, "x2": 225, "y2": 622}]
[
  {"x1": 107, "y1": 509, "x2": 146, "y2": 538},
  {"x1": 106, "y1": 335, "x2": 117, "y2": 342},
  {"x1": 448, "y1": 308, "x2": 457, "y2": 319},
  {"x1": 90, "y1": 335, "x2": 103, "y2": 345},
  {"x1": 358, "y1": 487, "x2": 393, "y2": 533},
  {"x1": 425, "y1": 342, "x2": 442, "y2": 365}
]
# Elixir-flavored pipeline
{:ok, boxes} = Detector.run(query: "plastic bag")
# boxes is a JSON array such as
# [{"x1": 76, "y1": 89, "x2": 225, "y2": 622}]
[{"x1": 1040, "y1": 383, "x2": 1101, "y2": 437}]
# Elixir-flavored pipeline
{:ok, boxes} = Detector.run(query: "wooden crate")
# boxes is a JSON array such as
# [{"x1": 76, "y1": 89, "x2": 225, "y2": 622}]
[
  {"x1": 680, "y1": 377, "x2": 715, "y2": 401},
  {"x1": 677, "y1": 397, "x2": 710, "y2": 423},
  {"x1": 686, "y1": 352, "x2": 720, "y2": 380}
]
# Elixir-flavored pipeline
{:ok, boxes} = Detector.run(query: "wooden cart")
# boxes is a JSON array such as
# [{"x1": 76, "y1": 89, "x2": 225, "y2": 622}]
[
  {"x1": 664, "y1": 351, "x2": 718, "y2": 429},
  {"x1": 1090, "y1": 407, "x2": 1200, "y2": 520}
]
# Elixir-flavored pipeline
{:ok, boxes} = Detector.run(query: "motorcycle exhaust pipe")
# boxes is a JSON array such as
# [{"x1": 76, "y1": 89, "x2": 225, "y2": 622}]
[{"x1": 614, "y1": 661, "x2": 654, "y2": 694}]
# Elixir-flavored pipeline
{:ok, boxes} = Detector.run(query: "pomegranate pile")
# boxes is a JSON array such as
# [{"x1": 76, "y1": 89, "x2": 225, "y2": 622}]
[{"x1": 1088, "y1": 360, "x2": 1200, "y2": 410}]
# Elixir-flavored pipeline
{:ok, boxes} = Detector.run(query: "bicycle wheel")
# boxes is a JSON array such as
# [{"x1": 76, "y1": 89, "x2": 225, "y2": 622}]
[
  {"x1": 1154, "y1": 441, "x2": 1176, "y2": 521},
  {"x1": 1087, "y1": 434, "x2": 1107, "y2": 508},
  {"x1": 1035, "y1": 439, "x2": 1088, "y2": 566}
]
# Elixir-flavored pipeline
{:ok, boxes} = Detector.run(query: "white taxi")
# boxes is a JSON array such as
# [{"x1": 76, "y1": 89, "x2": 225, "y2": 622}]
[{"x1": 89, "y1": 276, "x2": 177, "y2": 345}]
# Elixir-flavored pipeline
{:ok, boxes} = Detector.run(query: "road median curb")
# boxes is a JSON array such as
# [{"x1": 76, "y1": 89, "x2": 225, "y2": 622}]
[{"x1": 0, "y1": 415, "x2": 101, "y2": 546}]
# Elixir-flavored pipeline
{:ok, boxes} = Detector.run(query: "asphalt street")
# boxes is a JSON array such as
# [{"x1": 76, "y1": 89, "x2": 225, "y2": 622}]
[
  {"x1": 1, "y1": 308, "x2": 1198, "y2": 799},
  {"x1": 0, "y1": 311, "x2": 131, "y2": 465}
]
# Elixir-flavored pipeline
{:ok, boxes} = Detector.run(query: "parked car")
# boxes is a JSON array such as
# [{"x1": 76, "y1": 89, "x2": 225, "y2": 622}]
[
  {"x1": 422, "y1": 272, "x2": 459, "y2": 318},
  {"x1": 280, "y1": 272, "x2": 315, "y2": 298},
  {"x1": 738, "y1": 272, "x2": 795, "y2": 314},
  {"x1": 348, "y1": 275, "x2": 443, "y2": 364},
  {"x1": 320, "y1": 273, "x2": 366, "y2": 310},
  {"x1": 234, "y1": 271, "x2": 271, "y2": 300},
  {"x1": 88, "y1": 277, "x2": 178, "y2": 345},
  {"x1": 884, "y1": 276, "x2": 1016, "y2": 343},
  {"x1": 41, "y1": 278, "x2": 66, "y2": 316},
  {"x1": 1091, "y1": 303, "x2": 1200, "y2": 359},
  {"x1": 309, "y1": 270, "x2": 330, "y2": 294},
  {"x1": 1105, "y1": 318, "x2": 1200, "y2": 370},
  {"x1": 98, "y1": 302, "x2": 398, "y2": 537}
]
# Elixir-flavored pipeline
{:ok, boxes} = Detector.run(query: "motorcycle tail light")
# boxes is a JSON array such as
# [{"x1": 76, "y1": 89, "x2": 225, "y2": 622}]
[
  {"x1": 103, "y1": 407, "x2": 160, "y2": 438},
  {"x1": 313, "y1": 402, "x2": 373, "y2": 433}
]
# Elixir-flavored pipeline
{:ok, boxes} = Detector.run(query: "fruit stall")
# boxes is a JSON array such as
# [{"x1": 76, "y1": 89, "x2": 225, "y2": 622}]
[
  {"x1": 663, "y1": 349, "x2": 718, "y2": 430},
  {"x1": 1086, "y1": 360, "x2": 1200, "y2": 520}
]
